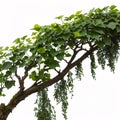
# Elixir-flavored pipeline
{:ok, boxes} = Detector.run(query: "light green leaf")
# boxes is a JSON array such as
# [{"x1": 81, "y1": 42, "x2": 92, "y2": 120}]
[
  {"x1": 107, "y1": 22, "x2": 117, "y2": 30},
  {"x1": 73, "y1": 32, "x2": 81, "y2": 38},
  {"x1": 33, "y1": 24, "x2": 41, "y2": 31},
  {"x1": 56, "y1": 15, "x2": 64, "y2": 19},
  {"x1": 13, "y1": 38, "x2": 21, "y2": 44},
  {"x1": 4, "y1": 46, "x2": 9, "y2": 50},
  {"x1": 75, "y1": 10, "x2": 82, "y2": 15},
  {"x1": 110, "y1": 5, "x2": 116, "y2": 10}
]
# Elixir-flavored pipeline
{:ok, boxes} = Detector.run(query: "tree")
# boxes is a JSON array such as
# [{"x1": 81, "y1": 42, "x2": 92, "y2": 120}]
[{"x1": 0, "y1": 5, "x2": 120, "y2": 120}]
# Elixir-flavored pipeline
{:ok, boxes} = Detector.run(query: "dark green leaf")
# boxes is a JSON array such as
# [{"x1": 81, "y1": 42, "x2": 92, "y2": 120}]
[
  {"x1": 2, "y1": 62, "x2": 12, "y2": 70},
  {"x1": 37, "y1": 48, "x2": 46, "y2": 54},
  {"x1": 5, "y1": 80, "x2": 15, "y2": 89},
  {"x1": 46, "y1": 60, "x2": 59, "y2": 69},
  {"x1": 104, "y1": 37, "x2": 111, "y2": 45},
  {"x1": 65, "y1": 53, "x2": 71, "y2": 57},
  {"x1": 97, "y1": 41, "x2": 104, "y2": 49}
]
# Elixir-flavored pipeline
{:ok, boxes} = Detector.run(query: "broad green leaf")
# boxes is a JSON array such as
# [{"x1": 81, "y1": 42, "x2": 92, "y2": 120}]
[
  {"x1": 5, "y1": 71, "x2": 12, "y2": 77},
  {"x1": 37, "y1": 48, "x2": 46, "y2": 54},
  {"x1": 116, "y1": 27, "x2": 120, "y2": 33},
  {"x1": 56, "y1": 53, "x2": 64, "y2": 60},
  {"x1": 13, "y1": 38, "x2": 21, "y2": 44},
  {"x1": 92, "y1": 33, "x2": 100, "y2": 40},
  {"x1": 107, "y1": 22, "x2": 117, "y2": 30},
  {"x1": 95, "y1": 19, "x2": 105, "y2": 28},
  {"x1": 21, "y1": 35, "x2": 27, "y2": 40},
  {"x1": 5, "y1": 80, "x2": 15, "y2": 89},
  {"x1": 38, "y1": 69, "x2": 44, "y2": 79},
  {"x1": 29, "y1": 71, "x2": 37, "y2": 81},
  {"x1": 97, "y1": 41, "x2": 104, "y2": 49},
  {"x1": 2, "y1": 62, "x2": 12, "y2": 70},
  {"x1": 46, "y1": 60, "x2": 59, "y2": 69},
  {"x1": 9, "y1": 65, "x2": 17, "y2": 73},
  {"x1": 33, "y1": 24, "x2": 41, "y2": 31},
  {"x1": 75, "y1": 10, "x2": 82, "y2": 15},
  {"x1": 42, "y1": 73, "x2": 50, "y2": 81},
  {"x1": 73, "y1": 32, "x2": 81, "y2": 38},
  {"x1": 95, "y1": 29, "x2": 104, "y2": 34},
  {"x1": 110, "y1": 5, "x2": 117, "y2": 10},
  {"x1": 4, "y1": 46, "x2": 9, "y2": 50},
  {"x1": 104, "y1": 37, "x2": 111, "y2": 45}
]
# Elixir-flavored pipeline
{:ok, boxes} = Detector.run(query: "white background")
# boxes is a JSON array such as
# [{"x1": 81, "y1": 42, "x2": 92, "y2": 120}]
[{"x1": 0, "y1": 0, "x2": 120, "y2": 120}]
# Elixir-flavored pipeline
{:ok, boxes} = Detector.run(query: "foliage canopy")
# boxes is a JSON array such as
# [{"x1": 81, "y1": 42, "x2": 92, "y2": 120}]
[{"x1": 0, "y1": 5, "x2": 120, "y2": 120}]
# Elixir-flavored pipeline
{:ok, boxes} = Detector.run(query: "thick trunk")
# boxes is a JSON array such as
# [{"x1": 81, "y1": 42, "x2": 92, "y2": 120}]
[{"x1": 0, "y1": 103, "x2": 8, "y2": 120}]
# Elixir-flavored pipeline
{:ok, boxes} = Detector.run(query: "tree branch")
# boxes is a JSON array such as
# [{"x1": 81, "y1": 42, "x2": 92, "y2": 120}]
[{"x1": 4, "y1": 46, "x2": 98, "y2": 119}]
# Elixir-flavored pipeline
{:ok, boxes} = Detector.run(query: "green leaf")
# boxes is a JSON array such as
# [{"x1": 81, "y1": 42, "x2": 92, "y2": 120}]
[
  {"x1": 65, "y1": 53, "x2": 71, "y2": 57},
  {"x1": 110, "y1": 5, "x2": 116, "y2": 10},
  {"x1": 107, "y1": 22, "x2": 117, "y2": 30},
  {"x1": 97, "y1": 41, "x2": 104, "y2": 49},
  {"x1": 94, "y1": 19, "x2": 105, "y2": 28},
  {"x1": 73, "y1": 32, "x2": 81, "y2": 38},
  {"x1": 29, "y1": 71, "x2": 37, "y2": 81},
  {"x1": 14, "y1": 38, "x2": 21, "y2": 44},
  {"x1": 95, "y1": 29, "x2": 104, "y2": 34},
  {"x1": 56, "y1": 15, "x2": 64, "y2": 19},
  {"x1": 38, "y1": 69, "x2": 44, "y2": 79},
  {"x1": 33, "y1": 24, "x2": 41, "y2": 31},
  {"x1": 75, "y1": 10, "x2": 82, "y2": 15},
  {"x1": 43, "y1": 73, "x2": 50, "y2": 81},
  {"x1": 104, "y1": 37, "x2": 111, "y2": 45},
  {"x1": 21, "y1": 35, "x2": 27, "y2": 40},
  {"x1": 92, "y1": 33, "x2": 100, "y2": 40},
  {"x1": 0, "y1": 78, "x2": 5, "y2": 83},
  {"x1": 5, "y1": 71, "x2": 12, "y2": 77},
  {"x1": 5, "y1": 80, "x2": 15, "y2": 89},
  {"x1": 37, "y1": 48, "x2": 46, "y2": 54},
  {"x1": 56, "y1": 53, "x2": 64, "y2": 60},
  {"x1": 2, "y1": 62, "x2": 12, "y2": 70},
  {"x1": 46, "y1": 60, "x2": 60, "y2": 69},
  {"x1": 4, "y1": 46, "x2": 9, "y2": 50}
]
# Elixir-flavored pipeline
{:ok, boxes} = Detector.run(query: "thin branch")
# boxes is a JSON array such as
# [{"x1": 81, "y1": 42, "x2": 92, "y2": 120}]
[
  {"x1": 54, "y1": 68, "x2": 60, "y2": 74},
  {"x1": 22, "y1": 60, "x2": 37, "y2": 80},
  {"x1": 15, "y1": 70, "x2": 21, "y2": 81},
  {"x1": 63, "y1": 58, "x2": 68, "y2": 63},
  {"x1": 15, "y1": 70, "x2": 24, "y2": 91}
]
